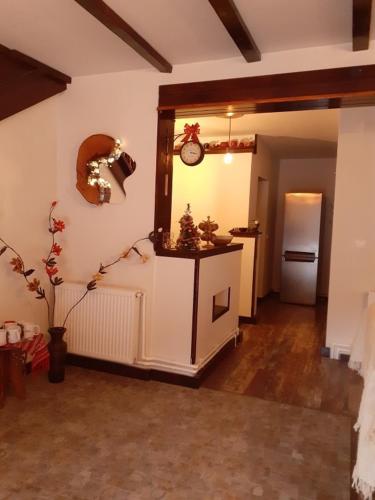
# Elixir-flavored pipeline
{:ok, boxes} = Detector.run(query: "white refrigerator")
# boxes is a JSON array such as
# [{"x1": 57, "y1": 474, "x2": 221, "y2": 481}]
[{"x1": 280, "y1": 193, "x2": 323, "y2": 305}]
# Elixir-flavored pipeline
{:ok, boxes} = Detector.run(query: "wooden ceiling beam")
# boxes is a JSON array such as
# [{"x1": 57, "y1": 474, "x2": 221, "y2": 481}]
[
  {"x1": 208, "y1": 0, "x2": 261, "y2": 62},
  {"x1": 158, "y1": 64, "x2": 375, "y2": 110},
  {"x1": 0, "y1": 72, "x2": 67, "y2": 122},
  {"x1": 353, "y1": 0, "x2": 373, "y2": 51},
  {"x1": 0, "y1": 44, "x2": 71, "y2": 84},
  {"x1": 74, "y1": 0, "x2": 172, "y2": 73},
  {"x1": 0, "y1": 44, "x2": 71, "y2": 121}
]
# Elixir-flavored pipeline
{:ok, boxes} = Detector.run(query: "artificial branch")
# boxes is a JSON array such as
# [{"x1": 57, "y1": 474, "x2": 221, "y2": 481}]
[
  {"x1": 0, "y1": 237, "x2": 51, "y2": 325},
  {"x1": 0, "y1": 203, "x2": 151, "y2": 330},
  {"x1": 62, "y1": 236, "x2": 150, "y2": 328}
]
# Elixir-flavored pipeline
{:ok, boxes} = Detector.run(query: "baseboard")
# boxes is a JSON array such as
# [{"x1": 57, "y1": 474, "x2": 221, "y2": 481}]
[
  {"x1": 257, "y1": 291, "x2": 279, "y2": 302},
  {"x1": 330, "y1": 344, "x2": 351, "y2": 360},
  {"x1": 66, "y1": 354, "x2": 150, "y2": 380},
  {"x1": 239, "y1": 315, "x2": 256, "y2": 324},
  {"x1": 66, "y1": 335, "x2": 238, "y2": 389},
  {"x1": 195, "y1": 335, "x2": 238, "y2": 384},
  {"x1": 339, "y1": 353, "x2": 350, "y2": 362}
]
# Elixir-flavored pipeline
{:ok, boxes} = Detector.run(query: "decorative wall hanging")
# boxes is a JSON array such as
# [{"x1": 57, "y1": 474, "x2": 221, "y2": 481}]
[
  {"x1": 178, "y1": 123, "x2": 205, "y2": 167},
  {"x1": 76, "y1": 134, "x2": 136, "y2": 205}
]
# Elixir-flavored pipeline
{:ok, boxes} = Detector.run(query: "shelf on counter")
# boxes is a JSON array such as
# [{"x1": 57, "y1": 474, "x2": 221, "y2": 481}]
[
  {"x1": 155, "y1": 243, "x2": 243, "y2": 260},
  {"x1": 230, "y1": 230, "x2": 261, "y2": 238},
  {"x1": 173, "y1": 147, "x2": 254, "y2": 156}
]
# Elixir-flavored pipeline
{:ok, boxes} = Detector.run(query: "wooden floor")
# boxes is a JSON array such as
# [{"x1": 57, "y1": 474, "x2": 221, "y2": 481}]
[{"x1": 203, "y1": 295, "x2": 363, "y2": 417}]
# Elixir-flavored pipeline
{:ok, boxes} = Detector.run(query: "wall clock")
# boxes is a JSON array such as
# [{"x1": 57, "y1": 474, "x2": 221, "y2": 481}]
[{"x1": 179, "y1": 140, "x2": 205, "y2": 167}]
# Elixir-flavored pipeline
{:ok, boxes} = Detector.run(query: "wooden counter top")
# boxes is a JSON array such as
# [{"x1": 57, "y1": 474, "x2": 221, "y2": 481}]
[
  {"x1": 155, "y1": 243, "x2": 243, "y2": 260},
  {"x1": 230, "y1": 230, "x2": 261, "y2": 238}
]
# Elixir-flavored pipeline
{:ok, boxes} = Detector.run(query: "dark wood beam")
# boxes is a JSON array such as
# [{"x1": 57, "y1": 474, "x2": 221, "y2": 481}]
[
  {"x1": 0, "y1": 44, "x2": 71, "y2": 85},
  {"x1": 353, "y1": 0, "x2": 373, "y2": 51},
  {"x1": 159, "y1": 65, "x2": 375, "y2": 110},
  {"x1": 208, "y1": 0, "x2": 261, "y2": 62},
  {"x1": 0, "y1": 72, "x2": 67, "y2": 122},
  {"x1": 0, "y1": 44, "x2": 71, "y2": 121},
  {"x1": 154, "y1": 109, "x2": 175, "y2": 250},
  {"x1": 74, "y1": 0, "x2": 172, "y2": 73}
]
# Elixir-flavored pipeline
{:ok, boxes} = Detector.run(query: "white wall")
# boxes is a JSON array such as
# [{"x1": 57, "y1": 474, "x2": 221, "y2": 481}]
[
  {"x1": 171, "y1": 152, "x2": 252, "y2": 238},
  {"x1": 3, "y1": 40, "x2": 375, "y2": 358},
  {"x1": 273, "y1": 158, "x2": 336, "y2": 296},
  {"x1": 248, "y1": 137, "x2": 279, "y2": 297},
  {"x1": 56, "y1": 73, "x2": 156, "y2": 348},
  {"x1": 196, "y1": 251, "x2": 241, "y2": 364},
  {"x1": 326, "y1": 107, "x2": 375, "y2": 355},
  {"x1": 0, "y1": 98, "x2": 58, "y2": 332}
]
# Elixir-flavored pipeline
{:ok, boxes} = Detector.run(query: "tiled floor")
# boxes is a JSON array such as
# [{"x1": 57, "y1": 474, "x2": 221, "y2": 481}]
[{"x1": 0, "y1": 366, "x2": 351, "y2": 499}]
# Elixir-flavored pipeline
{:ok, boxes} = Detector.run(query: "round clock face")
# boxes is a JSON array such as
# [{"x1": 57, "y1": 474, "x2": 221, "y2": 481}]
[{"x1": 180, "y1": 141, "x2": 204, "y2": 166}]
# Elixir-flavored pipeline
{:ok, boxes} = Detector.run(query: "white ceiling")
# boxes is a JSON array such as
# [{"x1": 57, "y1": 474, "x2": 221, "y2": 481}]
[
  {"x1": 0, "y1": 0, "x2": 373, "y2": 76},
  {"x1": 175, "y1": 109, "x2": 339, "y2": 159}
]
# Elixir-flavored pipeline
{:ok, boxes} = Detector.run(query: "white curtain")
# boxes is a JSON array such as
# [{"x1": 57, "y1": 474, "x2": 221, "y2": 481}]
[{"x1": 349, "y1": 292, "x2": 375, "y2": 500}]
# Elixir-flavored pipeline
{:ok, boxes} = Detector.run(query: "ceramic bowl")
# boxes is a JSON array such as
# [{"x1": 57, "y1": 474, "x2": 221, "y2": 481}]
[{"x1": 212, "y1": 235, "x2": 233, "y2": 246}]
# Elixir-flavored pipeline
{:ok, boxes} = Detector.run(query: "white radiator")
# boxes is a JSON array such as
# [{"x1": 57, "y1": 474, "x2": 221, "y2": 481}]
[{"x1": 54, "y1": 282, "x2": 144, "y2": 364}]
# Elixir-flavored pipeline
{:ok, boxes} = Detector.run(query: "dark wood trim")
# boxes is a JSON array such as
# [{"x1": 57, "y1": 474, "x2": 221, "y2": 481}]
[
  {"x1": 151, "y1": 369, "x2": 200, "y2": 389},
  {"x1": 339, "y1": 353, "x2": 350, "y2": 363},
  {"x1": 66, "y1": 353, "x2": 150, "y2": 380},
  {"x1": 239, "y1": 315, "x2": 256, "y2": 324},
  {"x1": 0, "y1": 44, "x2": 71, "y2": 122},
  {"x1": 230, "y1": 229, "x2": 260, "y2": 238},
  {"x1": 0, "y1": 72, "x2": 67, "y2": 122},
  {"x1": 159, "y1": 65, "x2": 375, "y2": 110},
  {"x1": 154, "y1": 110, "x2": 175, "y2": 250},
  {"x1": 74, "y1": 0, "x2": 172, "y2": 73},
  {"x1": 194, "y1": 334, "x2": 239, "y2": 383},
  {"x1": 353, "y1": 0, "x2": 373, "y2": 51},
  {"x1": 257, "y1": 290, "x2": 279, "y2": 303},
  {"x1": 0, "y1": 44, "x2": 71, "y2": 84},
  {"x1": 155, "y1": 243, "x2": 243, "y2": 260},
  {"x1": 208, "y1": 0, "x2": 261, "y2": 62},
  {"x1": 191, "y1": 260, "x2": 200, "y2": 364},
  {"x1": 66, "y1": 334, "x2": 240, "y2": 389},
  {"x1": 172, "y1": 99, "x2": 347, "y2": 118}
]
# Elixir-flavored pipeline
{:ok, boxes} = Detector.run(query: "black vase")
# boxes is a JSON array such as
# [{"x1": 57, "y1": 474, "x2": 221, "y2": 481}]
[{"x1": 48, "y1": 327, "x2": 67, "y2": 383}]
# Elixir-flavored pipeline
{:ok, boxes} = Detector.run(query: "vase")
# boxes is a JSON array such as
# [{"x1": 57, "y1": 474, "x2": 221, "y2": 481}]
[{"x1": 48, "y1": 327, "x2": 67, "y2": 383}]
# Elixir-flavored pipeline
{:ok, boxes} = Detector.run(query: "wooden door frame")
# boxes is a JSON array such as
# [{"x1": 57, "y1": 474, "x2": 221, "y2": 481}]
[{"x1": 154, "y1": 64, "x2": 375, "y2": 250}]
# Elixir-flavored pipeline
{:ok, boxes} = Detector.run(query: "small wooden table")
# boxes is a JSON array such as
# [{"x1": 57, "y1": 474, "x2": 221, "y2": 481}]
[
  {"x1": 0, "y1": 334, "x2": 49, "y2": 408},
  {"x1": 0, "y1": 347, "x2": 26, "y2": 408}
]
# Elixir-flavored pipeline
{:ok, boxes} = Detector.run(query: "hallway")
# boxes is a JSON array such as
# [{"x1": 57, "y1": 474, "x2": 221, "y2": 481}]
[{"x1": 203, "y1": 296, "x2": 362, "y2": 417}]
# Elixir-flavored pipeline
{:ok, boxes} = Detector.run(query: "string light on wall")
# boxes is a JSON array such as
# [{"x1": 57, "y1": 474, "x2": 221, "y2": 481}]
[{"x1": 224, "y1": 112, "x2": 234, "y2": 165}]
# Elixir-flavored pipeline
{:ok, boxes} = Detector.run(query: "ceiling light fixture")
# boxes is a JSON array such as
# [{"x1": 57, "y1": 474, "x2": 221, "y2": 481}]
[{"x1": 224, "y1": 113, "x2": 233, "y2": 164}]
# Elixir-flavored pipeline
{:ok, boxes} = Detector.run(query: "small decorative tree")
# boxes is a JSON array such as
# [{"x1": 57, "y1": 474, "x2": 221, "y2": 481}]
[{"x1": 176, "y1": 204, "x2": 201, "y2": 251}]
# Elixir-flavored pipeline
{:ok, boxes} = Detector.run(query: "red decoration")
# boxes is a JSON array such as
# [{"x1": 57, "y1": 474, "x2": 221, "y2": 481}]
[
  {"x1": 181, "y1": 123, "x2": 200, "y2": 144},
  {"x1": 51, "y1": 243, "x2": 62, "y2": 256},
  {"x1": 52, "y1": 219, "x2": 65, "y2": 233}
]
